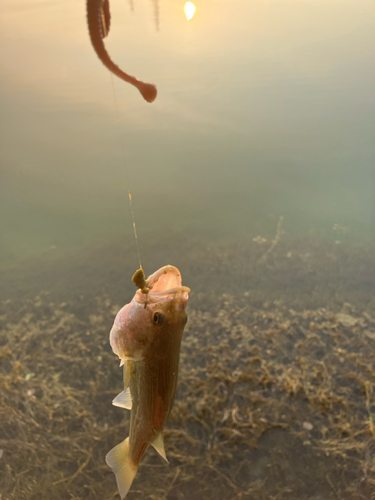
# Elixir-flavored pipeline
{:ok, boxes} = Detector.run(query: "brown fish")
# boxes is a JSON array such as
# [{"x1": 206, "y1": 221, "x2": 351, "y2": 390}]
[{"x1": 106, "y1": 265, "x2": 190, "y2": 498}]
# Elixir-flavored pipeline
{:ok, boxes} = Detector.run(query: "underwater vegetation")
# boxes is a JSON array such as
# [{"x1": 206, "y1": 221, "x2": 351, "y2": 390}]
[{"x1": 0, "y1": 235, "x2": 375, "y2": 499}]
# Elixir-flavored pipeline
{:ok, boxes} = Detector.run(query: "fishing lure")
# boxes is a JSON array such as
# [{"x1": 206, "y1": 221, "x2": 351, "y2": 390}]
[{"x1": 86, "y1": 0, "x2": 157, "y2": 102}]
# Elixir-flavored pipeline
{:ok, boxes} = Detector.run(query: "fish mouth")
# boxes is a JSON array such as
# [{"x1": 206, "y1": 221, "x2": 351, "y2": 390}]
[{"x1": 135, "y1": 265, "x2": 190, "y2": 305}]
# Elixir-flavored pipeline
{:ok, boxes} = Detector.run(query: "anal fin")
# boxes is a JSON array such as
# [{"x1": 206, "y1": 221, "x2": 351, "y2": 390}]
[{"x1": 151, "y1": 432, "x2": 169, "y2": 463}]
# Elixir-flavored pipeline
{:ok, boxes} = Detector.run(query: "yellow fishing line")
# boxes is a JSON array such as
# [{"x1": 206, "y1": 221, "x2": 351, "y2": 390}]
[{"x1": 110, "y1": 74, "x2": 143, "y2": 271}]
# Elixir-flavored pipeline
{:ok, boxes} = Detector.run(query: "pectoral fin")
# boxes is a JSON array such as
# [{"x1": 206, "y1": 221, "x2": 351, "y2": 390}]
[
  {"x1": 151, "y1": 432, "x2": 169, "y2": 463},
  {"x1": 112, "y1": 387, "x2": 132, "y2": 409},
  {"x1": 106, "y1": 437, "x2": 138, "y2": 499}
]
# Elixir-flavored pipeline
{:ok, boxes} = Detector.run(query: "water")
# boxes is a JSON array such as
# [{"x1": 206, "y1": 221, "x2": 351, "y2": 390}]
[
  {"x1": 1, "y1": 1, "x2": 375, "y2": 499},
  {"x1": 1, "y1": 0, "x2": 374, "y2": 265}
]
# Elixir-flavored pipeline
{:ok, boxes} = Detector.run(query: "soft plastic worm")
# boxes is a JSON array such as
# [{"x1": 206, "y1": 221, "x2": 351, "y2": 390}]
[{"x1": 87, "y1": 0, "x2": 157, "y2": 102}]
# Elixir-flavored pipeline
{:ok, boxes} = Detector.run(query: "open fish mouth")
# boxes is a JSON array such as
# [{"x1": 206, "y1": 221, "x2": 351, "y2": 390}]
[{"x1": 135, "y1": 265, "x2": 190, "y2": 305}]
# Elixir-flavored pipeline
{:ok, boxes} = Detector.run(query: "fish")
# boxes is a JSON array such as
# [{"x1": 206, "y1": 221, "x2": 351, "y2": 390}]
[
  {"x1": 86, "y1": 0, "x2": 157, "y2": 102},
  {"x1": 106, "y1": 265, "x2": 190, "y2": 498}
]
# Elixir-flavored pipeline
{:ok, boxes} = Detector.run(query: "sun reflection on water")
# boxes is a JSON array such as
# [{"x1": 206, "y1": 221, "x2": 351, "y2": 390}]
[{"x1": 184, "y1": 2, "x2": 196, "y2": 21}]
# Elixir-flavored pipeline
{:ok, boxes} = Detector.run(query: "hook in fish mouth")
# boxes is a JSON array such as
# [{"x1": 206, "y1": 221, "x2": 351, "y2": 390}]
[
  {"x1": 135, "y1": 265, "x2": 190, "y2": 305},
  {"x1": 110, "y1": 265, "x2": 189, "y2": 362}
]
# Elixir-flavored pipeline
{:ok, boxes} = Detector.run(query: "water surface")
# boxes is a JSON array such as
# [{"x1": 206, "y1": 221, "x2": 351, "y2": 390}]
[{"x1": 1, "y1": 0, "x2": 374, "y2": 265}]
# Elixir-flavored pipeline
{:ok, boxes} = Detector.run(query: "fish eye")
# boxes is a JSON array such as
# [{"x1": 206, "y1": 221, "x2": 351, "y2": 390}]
[{"x1": 153, "y1": 312, "x2": 165, "y2": 325}]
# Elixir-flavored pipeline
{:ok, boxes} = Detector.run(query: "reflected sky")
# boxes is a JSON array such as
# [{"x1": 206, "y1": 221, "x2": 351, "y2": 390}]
[{"x1": 0, "y1": 0, "x2": 374, "y2": 264}]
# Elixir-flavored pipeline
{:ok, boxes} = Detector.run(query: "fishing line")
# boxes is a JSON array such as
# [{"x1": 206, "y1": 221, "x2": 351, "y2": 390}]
[{"x1": 110, "y1": 73, "x2": 143, "y2": 270}]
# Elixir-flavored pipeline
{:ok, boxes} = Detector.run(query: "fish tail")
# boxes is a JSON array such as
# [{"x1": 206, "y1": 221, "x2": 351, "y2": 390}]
[{"x1": 106, "y1": 437, "x2": 138, "y2": 499}]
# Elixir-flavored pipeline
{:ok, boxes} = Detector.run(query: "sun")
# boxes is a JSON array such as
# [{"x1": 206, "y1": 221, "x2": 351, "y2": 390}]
[{"x1": 184, "y1": 2, "x2": 196, "y2": 21}]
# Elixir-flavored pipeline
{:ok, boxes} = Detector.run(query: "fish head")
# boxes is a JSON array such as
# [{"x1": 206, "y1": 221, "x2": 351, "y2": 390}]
[{"x1": 110, "y1": 265, "x2": 190, "y2": 362}]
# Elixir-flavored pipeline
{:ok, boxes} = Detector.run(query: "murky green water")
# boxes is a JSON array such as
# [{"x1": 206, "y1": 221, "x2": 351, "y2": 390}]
[
  {"x1": 1, "y1": 2, "x2": 375, "y2": 499},
  {"x1": 1, "y1": 0, "x2": 374, "y2": 265}
]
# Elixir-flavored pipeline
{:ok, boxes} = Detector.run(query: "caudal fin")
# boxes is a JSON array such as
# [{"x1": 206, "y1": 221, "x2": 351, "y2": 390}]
[{"x1": 106, "y1": 438, "x2": 138, "y2": 499}]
